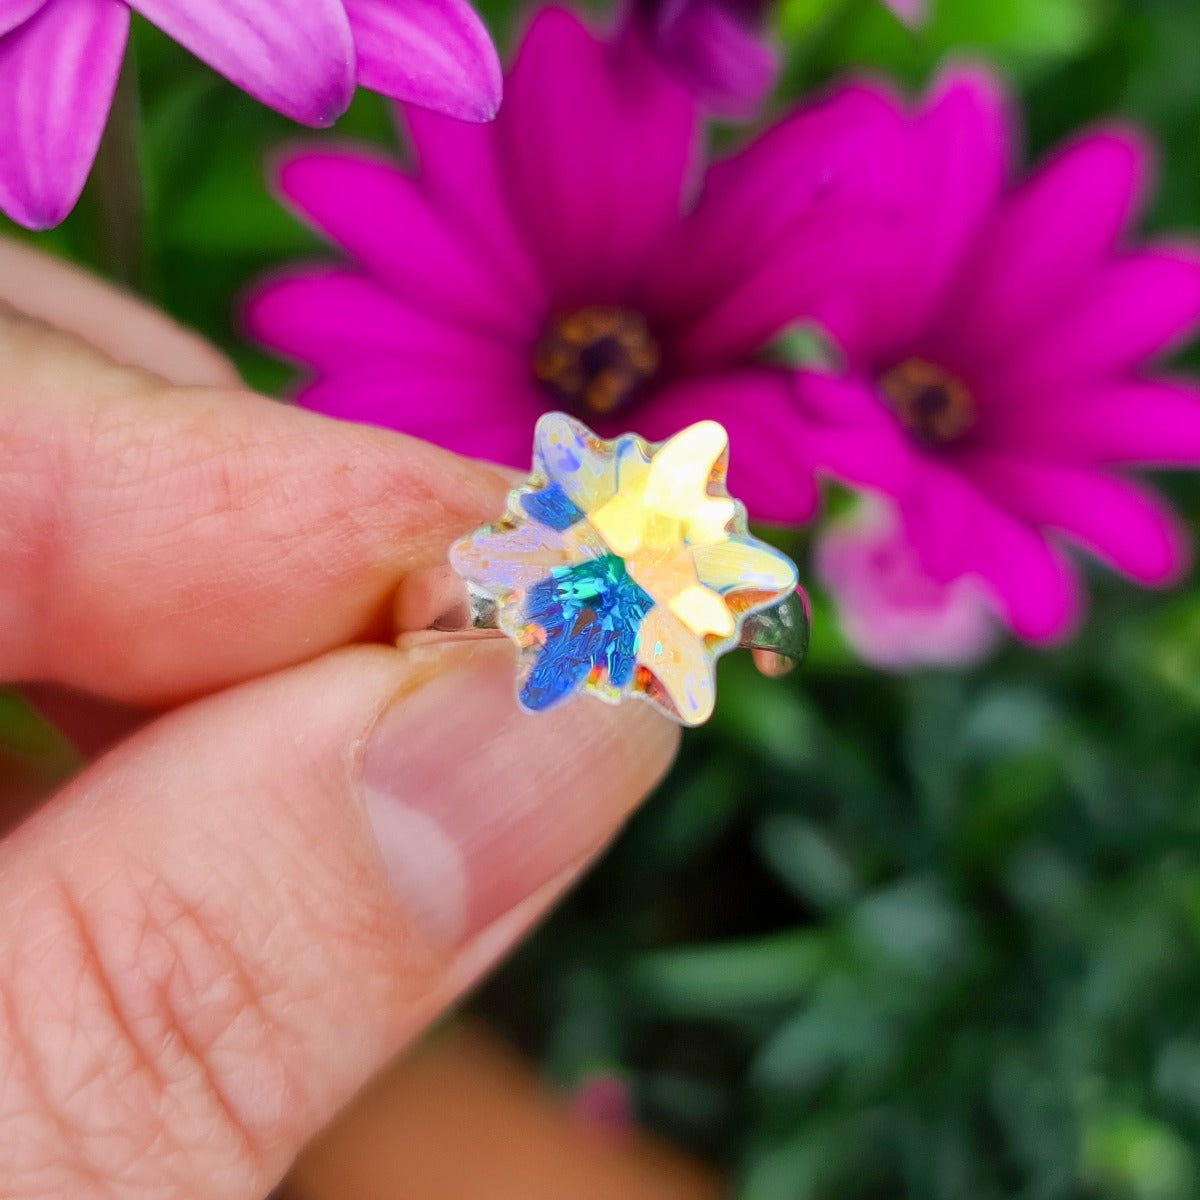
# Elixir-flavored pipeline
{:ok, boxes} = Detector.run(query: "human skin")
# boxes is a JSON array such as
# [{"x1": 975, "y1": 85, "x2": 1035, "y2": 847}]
[{"x1": 0, "y1": 237, "x2": 679, "y2": 1200}]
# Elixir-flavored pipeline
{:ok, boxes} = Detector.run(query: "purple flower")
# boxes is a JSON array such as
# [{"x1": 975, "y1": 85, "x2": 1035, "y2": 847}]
[
  {"x1": 815, "y1": 498, "x2": 999, "y2": 670},
  {"x1": 619, "y1": 0, "x2": 779, "y2": 115},
  {"x1": 567, "y1": 1070, "x2": 634, "y2": 1138},
  {"x1": 0, "y1": 0, "x2": 501, "y2": 229},
  {"x1": 246, "y1": 7, "x2": 909, "y2": 523},
  {"x1": 805, "y1": 70, "x2": 1200, "y2": 642},
  {"x1": 880, "y1": 0, "x2": 924, "y2": 26}
]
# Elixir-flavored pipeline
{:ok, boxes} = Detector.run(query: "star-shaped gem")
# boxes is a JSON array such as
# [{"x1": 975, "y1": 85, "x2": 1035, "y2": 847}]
[{"x1": 450, "y1": 413, "x2": 799, "y2": 726}]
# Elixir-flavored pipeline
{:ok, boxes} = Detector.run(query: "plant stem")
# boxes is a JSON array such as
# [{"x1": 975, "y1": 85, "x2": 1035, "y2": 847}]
[{"x1": 89, "y1": 50, "x2": 145, "y2": 291}]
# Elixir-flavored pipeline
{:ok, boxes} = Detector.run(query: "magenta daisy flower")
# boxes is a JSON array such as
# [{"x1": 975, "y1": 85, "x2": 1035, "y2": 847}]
[
  {"x1": 807, "y1": 70, "x2": 1200, "y2": 641},
  {"x1": 0, "y1": 0, "x2": 501, "y2": 230},
  {"x1": 245, "y1": 6, "x2": 909, "y2": 524}
]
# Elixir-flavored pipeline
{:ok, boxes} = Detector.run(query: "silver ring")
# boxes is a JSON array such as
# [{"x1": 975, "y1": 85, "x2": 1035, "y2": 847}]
[
  {"x1": 396, "y1": 413, "x2": 810, "y2": 727},
  {"x1": 401, "y1": 571, "x2": 810, "y2": 677}
]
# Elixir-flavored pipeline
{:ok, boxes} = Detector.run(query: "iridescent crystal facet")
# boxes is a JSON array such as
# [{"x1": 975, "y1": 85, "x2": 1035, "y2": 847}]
[{"x1": 450, "y1": 413, "x2": 799, "y2": 726}]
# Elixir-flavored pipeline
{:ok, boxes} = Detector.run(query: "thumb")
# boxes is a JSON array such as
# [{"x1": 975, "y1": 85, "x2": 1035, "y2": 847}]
[{"x1": 0, "y1": 641, "x2": 678, "y2": 1199}]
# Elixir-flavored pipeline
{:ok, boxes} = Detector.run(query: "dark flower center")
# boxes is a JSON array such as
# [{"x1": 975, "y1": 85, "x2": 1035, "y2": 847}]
[
  {"x1": 534, "y1": 306, "x2": 660, "y2": 419},
  {"x1": 880, "y1": 358, "x2": 976, "y2": 447}
]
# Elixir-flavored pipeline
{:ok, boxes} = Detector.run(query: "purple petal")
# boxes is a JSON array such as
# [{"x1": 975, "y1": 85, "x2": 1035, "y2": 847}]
[
  {"x1": 242, "y1": 266, "x2": 521, "y2": 378},
  {"x1": 298, "y1": 366, "x2": 541, "y2": 465},
  {"x1": 931, "y1": 128, "x2": 1147, "y2": 362},
  {"x1": 961, "y1": 454, "x2": 1187, "y2": 585},
  {"x1": 900, "y1": 463, "x2": 1081, "y2": 642},
  {"x1": 127, "y1": 0, "x2": 355, "y2": 126},
  {"x1": 497, "y1": 6, "x2": 697, "y2": 304},
  {"x1": 858, "y1": 67, "x2": 1011, "y2": 364},
  {"x1": 344, "y1": 0, "x2": 501, "y2": 121},
  {"x1": 274, "y1": 147, "x2": 533, "y2": 337},
  {"x1": 629, "y1": 370, "x2": 819, "y2": 523},
  {"x1": 980, "y1": 379, "x2": 1200, "y2": 468},
  {"x1": 401, "y1": 106, "x2": 544, "y2": 310},
  {"x1": 651, "y1": 80, "x2": 906, "y2": 330},
  {"x1": 880, "y1": 0, "x2": 925, "y2": 25},
  {"x1": 816, "y1": 499, "x2": 999, "y2": 670},
  {"x1": 671, "y1": 208, "x2": 885, "y2": 368},
  {"x1": 641, "y1": 0, "x2": 778, "y2": 117},
  {"x1": 792, "y1": 371, "x2": 918, "y2": 496},
  {"x1": 0, "y1": 0, "x2": 128, "y2": 230},
  {"x1": 993, "y1": 246, "x2": 1200, "y2": 392},
  {"x1": 0, "y1": 0, "x2": 47, "y2": 37}
]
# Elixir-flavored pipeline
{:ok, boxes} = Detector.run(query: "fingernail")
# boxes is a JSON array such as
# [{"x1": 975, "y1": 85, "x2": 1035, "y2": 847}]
[{"x1": 359, "y1": 641, "x2": 677, "y2": 952}]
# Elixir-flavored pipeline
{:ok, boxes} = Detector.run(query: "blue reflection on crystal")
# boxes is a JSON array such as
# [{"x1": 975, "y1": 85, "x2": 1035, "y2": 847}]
[
  {"x1": 520, "y1": 553, "x2": 654, "y2": 712},
  {"x1": 520, "y1": 482, "x2": 583, "y2": 532}
]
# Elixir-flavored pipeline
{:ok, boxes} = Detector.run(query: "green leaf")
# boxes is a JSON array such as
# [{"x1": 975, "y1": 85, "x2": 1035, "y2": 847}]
[
  {"x1": 849, "y1": 877, "x2": 968, "y2": 978},
  {"x1": 1083, "y1": 1111, "x2": 1197, "y2": 1200},
  {"x1": 740, "y1": 1111, "x2": 890, "y2": 1200},
  {"x1": 751, "y1": 973, "x2": 900, "y2": 1094},
  {"x1": 0, "y1": 691, "x2": 67, "y2": 758},
  {"x1": 785, "y1": 0, "x2": 1115, "y2": 91},
  {"x1": 755, "y1": 813, "x2": 859, "y2": 911},
  {"x1": 625, "y1": 930, "x2": 830, "y2": 1017},
  {"x1": 760, "y1": 323, "x2": 842, "y2": 372}
]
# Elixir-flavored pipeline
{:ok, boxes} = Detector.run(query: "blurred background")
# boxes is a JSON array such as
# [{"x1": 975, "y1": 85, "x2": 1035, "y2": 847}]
[{"x1": 5, "y1": 0, "x2": 1200, "y2": 1196}]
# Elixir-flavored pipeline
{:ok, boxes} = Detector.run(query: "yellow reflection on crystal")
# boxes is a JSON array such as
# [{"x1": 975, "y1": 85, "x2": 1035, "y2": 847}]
[
  {"x1": 669, "y1": 584, "x2": 735, "y2": 638},
  {"x1": 636, "y1": 604, "x2": 717, "y2": 725},
  {"x1": 692, "y1": 538, "x2": 799, "y2": 595},
  {"x1": 642, "y1": 420, "x2": 736, "y2": 545},
  {"x1": 590, "y1": 494, "x2": 681, "y2": 557},
  {"x1": 588, "y1": 421, "x2": 743, "y2": 638}
]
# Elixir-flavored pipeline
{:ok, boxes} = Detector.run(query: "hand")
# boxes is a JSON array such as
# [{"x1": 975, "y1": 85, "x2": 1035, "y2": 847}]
[{"x1": 0, "y1": 239, "x2": 678, "y2": 1199}]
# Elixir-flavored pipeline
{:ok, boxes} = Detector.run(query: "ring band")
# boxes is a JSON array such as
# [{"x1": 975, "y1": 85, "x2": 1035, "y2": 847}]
[
  {"x1": 398, "y1": 413, "x2": 811, "y2": 727},
  {"x1": 399, "y1": 568, "x2": 810, "y2": 680}
]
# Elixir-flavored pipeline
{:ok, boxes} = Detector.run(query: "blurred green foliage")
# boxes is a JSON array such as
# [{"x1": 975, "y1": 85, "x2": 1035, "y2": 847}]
[{"x1": 5, "y1": 0, "x2": 1200, "y2": 1196}]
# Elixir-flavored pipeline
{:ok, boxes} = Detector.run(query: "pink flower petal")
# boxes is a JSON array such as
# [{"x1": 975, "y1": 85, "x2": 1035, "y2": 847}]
[
  {"x1": 995, "y1": 247, "x2": 1200, "y2": 393},
  {"x1": 127, "y1": 0, "x2": 355, "y2": 126},
  {"x1": 816, "y1": 499, "x2": 999, "y2": 669},
  {"x1": 880, "y1": 0, "x2": 925, "y2": 25},
  {"x1": 628, "y1": 370, "x2": 819, "y2": 523},
  {"x1": 642, "y1": 0, "x2": 778, "y2": 117},
  {"x1": 0, "y1": 0, "x2": 46, "y2": 37},
  {"x1": 980, "y1": 379, "x2": 1200, "y2": 467},
  {"x1": 930, "y1": 128, "x2": 1148, "y2": 361},
  {"x1": 671, "y1": 207, "x2": 885, "y2": 367},
  {"x1": 496, "y1": 6, "x2": 697, "y2": 304},
  {"x1": 344, "y1": 0, "x2": 501, "y2": 121},
  {"x1": 274, "y1": 147, "x2": 532, "y2": 338},
  {"x1": 856, "y1": 67, "x2": 1011, "y2": 364},
  {"x1": 0, "y1": 0, "x2": 128, "y2": 230},
  {"x1": 792, "y1": 371, "x2": 918, "y2": 496},
  {"x1": 568, "y1": 1071, "x2": 634, "y2": 1136},
  {"x1": 651, "y1": 80, "x2": 906, "y2": 328},
  {"x1": 242, "y1": 266, "x2": 521, "y2": 378},
  {"x1": 401, "y1": 105, "x2": 544, "y2": 311},
  {"x1": 961, "y1": 454, "x2": 1188, "y2": 585},
  {"x1": 298, "y1": 366, "x2": 541, "y2": 465},
  {"x1": 901, "y1": 463, "x2": 1081, "y2": 642}
]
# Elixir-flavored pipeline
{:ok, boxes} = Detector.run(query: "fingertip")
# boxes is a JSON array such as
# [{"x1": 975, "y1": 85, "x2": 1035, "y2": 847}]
[{"x1": 361, "y1": 637, "x2": 679, "y2": 949}]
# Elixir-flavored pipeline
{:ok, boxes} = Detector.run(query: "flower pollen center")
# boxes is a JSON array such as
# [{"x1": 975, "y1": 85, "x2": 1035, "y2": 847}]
[
  {"x1": 534, "y1": 306, "x2": 660, "y2": 419},
  {"x1": 881, "y1": 358, "x2": 976, "y2": 447}
]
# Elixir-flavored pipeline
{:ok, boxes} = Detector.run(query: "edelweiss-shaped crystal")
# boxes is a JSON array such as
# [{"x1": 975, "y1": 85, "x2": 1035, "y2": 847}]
[{"x1": 450, "y1": 414, "x2": 799, "y2": 726}]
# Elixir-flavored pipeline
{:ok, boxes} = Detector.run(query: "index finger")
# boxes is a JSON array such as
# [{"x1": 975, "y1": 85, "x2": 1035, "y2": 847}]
[
  {"x1": 0, "y1": 235, "x2": 240, "y2": 388},
  {"x1": 0, "y1": 305, "x2": 512, "y2": 705}
]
